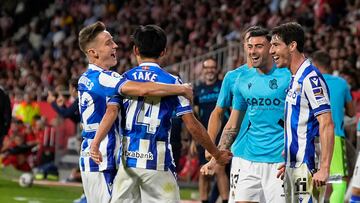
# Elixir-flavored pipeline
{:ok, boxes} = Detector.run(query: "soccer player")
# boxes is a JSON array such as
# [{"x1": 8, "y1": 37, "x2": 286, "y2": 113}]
[
  {"x1": 90, "y1": 24, "x2": 232, "y2": 203},
  {"x1": 78, "y1": 21, "x2": 193, "y2": 203},
  {"x1": 202, "y1": 27, "x2": 290, "y2": 203},
  {"x1": 192, "y1": 58, "x2": 229, "y2": 203},
  {"x1": 270, "y1": 22, "x2": 334, "y2": 203},
  {"x1": 312, "y1": 51, "x2": 356, "y2": 203}
]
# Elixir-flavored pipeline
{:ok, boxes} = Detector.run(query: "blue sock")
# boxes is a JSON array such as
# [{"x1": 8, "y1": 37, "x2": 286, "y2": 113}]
[{"x1": 350, "y1": 194, "x2": 360, "y2": 203}]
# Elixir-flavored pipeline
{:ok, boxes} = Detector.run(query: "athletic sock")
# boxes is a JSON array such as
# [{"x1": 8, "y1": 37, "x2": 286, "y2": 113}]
[{"x1": 330, "y1": 181, "x2": 347, "y2": 203}]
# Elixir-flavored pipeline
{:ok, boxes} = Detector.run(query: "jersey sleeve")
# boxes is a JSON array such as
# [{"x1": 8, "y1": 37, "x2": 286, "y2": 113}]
[
  {"x1": 232, "y1": 77, "x2": 247, "y2": 111},
  {"x1": 216, "y1": 71, "x2": 233, "y2": 108},
  {"x1": 174, "y1": 77, "x2": 192, "y2": 116},
  {"x1": 107, "y1": 95, "x2": 122, "y2": 106},
  {"x1": 99, "y1": 71, "x2": 128, "y2": 96},
  {"x1": 303, "y1": 73, "x2": 331, "y2": 117}
]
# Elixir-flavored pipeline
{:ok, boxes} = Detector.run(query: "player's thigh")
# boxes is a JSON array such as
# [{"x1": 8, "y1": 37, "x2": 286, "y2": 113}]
[
  {"x1": 140, "y1": 168, "x2": 180, "y2": 203},
  {"x1": 285, "y1": 164, "x2": 325, "y2": 203},
  {"x1": 111, "y1": 165, "x2": 141, "y2": 203},
  {"x1": 81, "y1": 170, "x2": 114, "y2": 203},
  {"x1": 261, "y1": 162, "x2": 285, "y2": 203},
  {"x1": 230, "y1": 157, "x2": 264, "y2": 202}
]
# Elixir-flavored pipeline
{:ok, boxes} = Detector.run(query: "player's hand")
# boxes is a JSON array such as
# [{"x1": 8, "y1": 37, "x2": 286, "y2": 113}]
[
  {"x1": 90, "y1": 142, "x2": 102, "y2": 164},
  {"x1": 200, "y1": 158, "x2": 216, "y2": 176},
  {"x1": 182, "y1": 83, "x2": 193, "y2": 101},
  {"x1": 276, "y1": 163, "x2": 285, "y2": 180},
  {"x1": 205, "y1": 150, "x2": 212, "y2": 161},
  {"x1": 312, "y1": 168, "x2": 329, "y2": 188},
  {"x1": 213, "y1": 149, "x2": 232, "y2": 165}
]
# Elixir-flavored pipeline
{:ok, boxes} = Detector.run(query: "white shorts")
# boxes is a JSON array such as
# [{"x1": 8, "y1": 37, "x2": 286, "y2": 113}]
[
  {"x1": 81, "y1": 170, "x2": 116, "y2": 203},
  {"x1": 110, "y1": 162, "x2": 180, "y2": 203},
  {"x1": 352, "y1": 153, "x2": 360, "y2": 188},
  {"x1": 284, "y1": 164, "x2": 325, "y2": 203},
  {"x1": 229, "y1": 157, "x2": 285, "y2": 203}
]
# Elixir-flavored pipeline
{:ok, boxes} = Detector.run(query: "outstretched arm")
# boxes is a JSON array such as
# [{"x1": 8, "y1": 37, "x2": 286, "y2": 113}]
[
  {"x1": 207, "y1": 107, "x2": 225, "y2": 143},
  {"x1": 90, "y1": 104, "x2": 119, "y2": 164},
  {"x1": 121, "y1": 81, "x2": 193, "y2": 100},
  {"x1": 182, "y1": 113, "x2": 232, "y2": 165},
  {"x1": 217, "y1": 109, "x2": 245, "y2": 150}
]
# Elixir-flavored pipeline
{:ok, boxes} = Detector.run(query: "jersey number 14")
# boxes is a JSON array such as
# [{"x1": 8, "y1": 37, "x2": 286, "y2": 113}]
[{"x1": 125, "y1": 97, "x2": 161, "y2": 134}]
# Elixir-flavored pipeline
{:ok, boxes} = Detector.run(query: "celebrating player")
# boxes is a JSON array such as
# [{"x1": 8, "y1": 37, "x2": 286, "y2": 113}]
[
  {"x1": 78, "y1": 21, "x2": 193, "y2": 203},
  {"x1": 270, "y1": 22, "x2": 334, "y2": 203},
  {"x1": 201, "y1": 27, "x2": 290, "y2": 203}
]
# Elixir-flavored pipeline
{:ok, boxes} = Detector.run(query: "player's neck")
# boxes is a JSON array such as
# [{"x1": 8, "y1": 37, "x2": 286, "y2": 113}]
[
  {"x1": 88, "y1": 59, "x2": 109, "y2": 71},
  {"x1": 205, "y1": 79, "x2": 216, "y2": 86},
  {"x1": 137, "y1": 57, "x2": 160, "y2": 66},
  {"x1": 290, "y1": 52, "x2": 306, "y2": 75}
]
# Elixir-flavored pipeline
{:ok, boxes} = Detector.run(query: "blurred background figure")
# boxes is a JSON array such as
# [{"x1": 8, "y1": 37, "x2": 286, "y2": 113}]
[
  {"x1": 0, "y1": 85, "x2": 11, "y2": 148},
  {"x1": 192, "y1": 58, "x2": 229, "y2": 203}
]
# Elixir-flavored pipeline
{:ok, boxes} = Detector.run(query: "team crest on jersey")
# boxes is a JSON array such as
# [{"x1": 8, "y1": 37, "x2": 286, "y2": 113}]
[{"x1": 269, "y1": 79, "x2": 278, "y2": 89}]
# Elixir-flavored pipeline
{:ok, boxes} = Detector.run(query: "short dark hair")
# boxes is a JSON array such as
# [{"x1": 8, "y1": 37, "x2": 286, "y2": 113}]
[
  {"x1": 312, "y1": 50, "x2": 331, "y2": 68},
  {"x1": 78, "y1": 21, "x2": 106, "y2": 54},
  {"x1": 248, "y1": 27, "x2": 271, "y2": 42},
  {"x1": 242, "y1": 26, "x2": 262, "y2": 41},
  {"x1": 271, "y1": 22, "x2": 305, "y2": 53},
  {"x1": 132, "y1": 25, "x2": 167, "y2": 58}
]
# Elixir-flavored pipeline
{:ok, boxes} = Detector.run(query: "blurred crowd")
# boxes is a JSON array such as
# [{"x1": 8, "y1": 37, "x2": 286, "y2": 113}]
[{"x1": 0, "y1": 0, "x2": 360, "y2": 183}]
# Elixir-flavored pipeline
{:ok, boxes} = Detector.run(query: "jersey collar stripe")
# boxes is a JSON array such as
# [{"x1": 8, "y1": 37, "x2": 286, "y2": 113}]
[
  {"x1": 88, "y1": 64, "x2": 104, "y2": 71},
  {"x1": 139, "y1": 62, "x2": 160, "y2": 68}
]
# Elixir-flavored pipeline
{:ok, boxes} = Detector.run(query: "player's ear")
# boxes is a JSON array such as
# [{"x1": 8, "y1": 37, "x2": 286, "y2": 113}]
[
  {"x1": 288, "y1": 41, "x2": 297, "y2": 53},
  {"x1": 159, "y1": 48, "x2": 166, "y2": 57},
  {"x1": 133, "y1": 46, "x2": 140, "y2": 56},
  {"x1": 87, "y1": 48, "x2": 99, "y2": 58}
]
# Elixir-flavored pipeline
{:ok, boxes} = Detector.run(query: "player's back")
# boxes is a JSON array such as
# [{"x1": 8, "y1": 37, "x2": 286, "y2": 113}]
[
  {"x1": 121, "y1": 62, "x2": 191, "y2": 172},
  {"x1": 78, "y1": 64, "x2": 125, "y2": 172}
]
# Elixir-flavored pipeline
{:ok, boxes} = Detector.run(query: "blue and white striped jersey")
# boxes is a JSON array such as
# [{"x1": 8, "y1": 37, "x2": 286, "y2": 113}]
[
  {"x1": 285, "y1": 59, "x2": 331, "y2": 170},
  {"x1": 120, "y1": 62, "x2": 192, "y2": 172},
  {"x1": 78, "y1": 64, "x2": 128, "y2": 172}
]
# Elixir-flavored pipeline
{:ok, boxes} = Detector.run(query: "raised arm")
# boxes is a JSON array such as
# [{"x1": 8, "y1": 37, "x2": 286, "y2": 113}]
[
  {"x1": 182, "y1": 113, "x2": 232, "y2": 165},
  {"x1": 121, "y1": 81, "x2": 193, "y2": 101},
  {"x1": 312, "y1": 112, "x2": 334, "y2": 187},
  {"x1": 90, "y1": 104, "x2": 119, "y2": 164}
]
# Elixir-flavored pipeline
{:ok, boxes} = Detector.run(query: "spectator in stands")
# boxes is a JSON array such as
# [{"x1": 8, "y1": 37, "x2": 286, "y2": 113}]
[{"x1": 47, "y1": 78, "x2": 80, "y2": 124}]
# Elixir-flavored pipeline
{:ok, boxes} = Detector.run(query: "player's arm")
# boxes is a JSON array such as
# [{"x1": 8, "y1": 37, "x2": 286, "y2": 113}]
[
  {"x1": 182, "y1": 113, "x2": 232, "y2": 165},
  {"x1": 217, "y1": 109, "x2": 245, "y2": 150},
  {"x1": 313, "y1": 111, "x2": 334, "y2": 187},
  {"x1": 345, "y1": 100, "x2": 356, "y2": 117},
  {"x1": 121, "y1": 81, "x2": 193, "y2": 100},
  {"x1": 90, "y1": 104, "x2": 119, "y2": 164},
  {"x1": 207, "y1": 106, "x2": 226, "y2": 143}
]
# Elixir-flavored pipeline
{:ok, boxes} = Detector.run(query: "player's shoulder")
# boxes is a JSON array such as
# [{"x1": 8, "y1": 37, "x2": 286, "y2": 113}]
[{"x1": 224, "y1": 64, "x2": 250, "y2": 80}]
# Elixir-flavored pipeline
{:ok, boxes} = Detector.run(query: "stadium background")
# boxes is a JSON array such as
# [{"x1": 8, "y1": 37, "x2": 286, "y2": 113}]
[{"x1": 0, "y1": 0, "x2": 360, "y2": 202}]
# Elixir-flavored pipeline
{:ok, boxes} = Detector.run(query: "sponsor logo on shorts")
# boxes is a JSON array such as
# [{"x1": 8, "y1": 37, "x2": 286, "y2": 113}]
[{"x1": 124, "y1": 150, "x2": 154, "y2": 160}]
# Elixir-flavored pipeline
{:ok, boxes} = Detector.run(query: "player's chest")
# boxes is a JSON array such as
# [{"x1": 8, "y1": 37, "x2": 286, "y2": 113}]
[
  {"x1": 285, "y1": 79, "x2": 304, "y2": 106},
  {"x1": 196, "y1": 85, "x2": 221, "y2": 103},
  {"x1": 239, "y1": 76, "x2": 287, "y2": 99}
]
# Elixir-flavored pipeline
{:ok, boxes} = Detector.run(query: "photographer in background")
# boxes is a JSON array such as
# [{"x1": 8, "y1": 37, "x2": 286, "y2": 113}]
[{"x1": 0, "y1": 86, "x2": 11, "y2": 148}]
